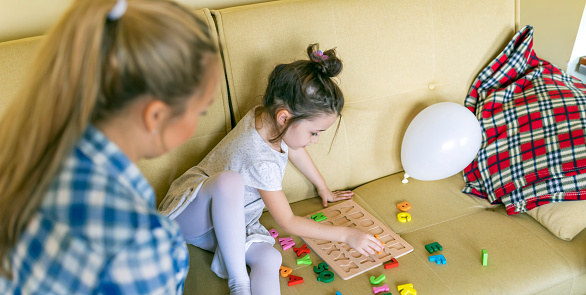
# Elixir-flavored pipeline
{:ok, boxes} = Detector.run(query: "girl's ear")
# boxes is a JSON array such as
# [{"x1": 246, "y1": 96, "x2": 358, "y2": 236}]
[
  {"x1": 143, "y1": 99, "x2": 170, "y2": 134},
  {"x1": 276, "y1": 109, "x2": 291, "y2": 126}
]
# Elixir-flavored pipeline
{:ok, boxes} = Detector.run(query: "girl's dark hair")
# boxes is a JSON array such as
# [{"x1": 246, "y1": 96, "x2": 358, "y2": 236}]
[{"x1": 261, "y1": 43, "x2": 344, "y2": 143}]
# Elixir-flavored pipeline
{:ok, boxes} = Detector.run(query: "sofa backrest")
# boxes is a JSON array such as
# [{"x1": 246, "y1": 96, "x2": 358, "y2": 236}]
[
  {"x1": 0, "y1": 37, "x2": 42, "y2": 118},
  {"x1": 0, "y1": 9, "x2": 232, "y2": 205},
  {"x1": 1, "y1": 1, "x2": 522, "y2": 206},
  {"x1": 0, "y1": 0, "x2": 272, "y2": 43},
  {"x1": 213, "y1": 0, "x2": 520, "y2": 203}
]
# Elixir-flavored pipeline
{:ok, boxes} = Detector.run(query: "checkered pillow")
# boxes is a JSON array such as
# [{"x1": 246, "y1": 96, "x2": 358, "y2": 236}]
[{"x1": 462, "y1": 25, "x2": 586, "y2": 214}]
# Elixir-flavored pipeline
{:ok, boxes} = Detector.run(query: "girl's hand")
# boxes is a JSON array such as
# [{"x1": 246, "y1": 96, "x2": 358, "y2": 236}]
[
  {"x1": 344, "y1": 228, "x2": 384, "y2": 257},
  {"x1": 318, "y1": 188, "x2": 354, "y2": 207}
]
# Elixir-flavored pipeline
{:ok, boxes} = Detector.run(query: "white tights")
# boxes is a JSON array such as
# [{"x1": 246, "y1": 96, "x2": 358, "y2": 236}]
[{"x1": 173, "y1": 171, "x2": 282, "y2": 295}]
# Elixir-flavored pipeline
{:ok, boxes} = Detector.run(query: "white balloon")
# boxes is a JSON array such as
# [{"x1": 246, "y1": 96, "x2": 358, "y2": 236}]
[{"x1": 401, "y1": 102, "x2": 482, "y2": 181}]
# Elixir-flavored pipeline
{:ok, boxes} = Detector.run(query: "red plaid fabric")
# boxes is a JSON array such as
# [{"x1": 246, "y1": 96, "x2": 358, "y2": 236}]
[{"x1": 462, "y1": 25, "x2": 586, "y2": 214}]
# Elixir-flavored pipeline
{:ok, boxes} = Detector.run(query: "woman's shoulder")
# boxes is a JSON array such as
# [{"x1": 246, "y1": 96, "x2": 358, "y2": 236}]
[{"x1": 42, "y1": 148, "x2": 177, "y2": 251}]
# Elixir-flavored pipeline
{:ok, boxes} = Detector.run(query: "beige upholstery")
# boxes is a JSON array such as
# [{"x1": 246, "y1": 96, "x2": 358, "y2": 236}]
[
  {"x1": 0, "y1": 36, "x2": 43, "y2": 118},
  {"x1": 214, "y1": 0, "x2": 519, "y2": 204},
  {"x1": 0, "y1": 0, "x2": 274, "y2": 43},
  {"x1": 354, "y1": 174, "x2": 586, "y2": 294},
  {"x1": 189, "y1": 175, "x2": 586, "y2": 294},
  {"x1": 188, "y1": 173, "x2": 586, "y2": 294}
]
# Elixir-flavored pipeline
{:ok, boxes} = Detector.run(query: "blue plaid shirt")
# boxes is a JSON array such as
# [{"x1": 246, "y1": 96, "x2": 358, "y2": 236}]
[{"x1": 0, "y1": 125, "x2": 189, "y2": 294}]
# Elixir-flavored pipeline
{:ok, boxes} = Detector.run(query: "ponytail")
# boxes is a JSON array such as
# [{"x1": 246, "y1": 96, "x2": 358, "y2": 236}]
[{"x1": 0, "y1": 0, "x2": 216, "y2": 277}]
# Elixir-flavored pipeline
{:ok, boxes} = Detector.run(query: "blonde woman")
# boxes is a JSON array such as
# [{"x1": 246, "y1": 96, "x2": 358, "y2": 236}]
[{"x1": 0, "y1": 0, "x2": 219, "y2": 293}]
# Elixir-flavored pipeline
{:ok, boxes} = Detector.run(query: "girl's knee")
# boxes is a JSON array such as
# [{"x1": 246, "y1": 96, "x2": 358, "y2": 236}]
[
  {"x1": 267, "y1": 248, "x2": 282, "y2": 268},
  {"x1": 209, "y1": 170, "x2": 245, "y2": 195},
  {"x1": 268, "y1": 246, "x2": 282, "y2": 263},
  {"x1": 215, "y1": 170, "x2": 243, "y2": 185},
  {"x1": 252, "y1": 246, "x2": 282, "y2": 270}
]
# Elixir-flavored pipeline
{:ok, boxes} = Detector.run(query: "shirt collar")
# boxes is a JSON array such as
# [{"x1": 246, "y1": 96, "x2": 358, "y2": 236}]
[{"x1": 76, "y1": 125, "x2": 155, "y2": 207}]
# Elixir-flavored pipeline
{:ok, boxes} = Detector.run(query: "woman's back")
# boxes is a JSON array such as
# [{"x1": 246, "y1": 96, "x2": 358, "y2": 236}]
[{"x1": 3, "y1": 126, "x2": 188, "y2": 294}]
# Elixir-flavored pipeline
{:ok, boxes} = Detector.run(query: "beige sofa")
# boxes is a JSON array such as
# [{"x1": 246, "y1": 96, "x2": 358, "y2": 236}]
[{"x1": 1, "y1": 0, "x2": 584, "y2": 294}]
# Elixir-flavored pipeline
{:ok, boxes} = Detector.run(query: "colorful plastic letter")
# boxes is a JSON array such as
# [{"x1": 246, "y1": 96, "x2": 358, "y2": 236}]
[
  {"x1": 313, "y1": 262, "x2": 329, "y2": 274},
  {"x1": 370, "y1": 274, "x2": 386, "y2": 285},
  {"x1": 288, "y1": 275, "x2": 303, "y2": 286},
  {"x1": 279, "y1": 237, "x2": 295, "y2": 251},
  {"x1": 279, "y1": 266, "x2": 292, "y2": 277},
  {"x1": 311, "y1": 212, "x2": 327, "y2": 222},
  {"x1": 397, "y1": 212, "x2": 411, "y2": 222},
  {"x1": 297, "y1": 254, "x2": 312, "y2": 265},
  {"x1": 269, "y1": 229, "x2": 279, "y2": 238},
  {"x1": 373, "y1": 284, "x2": 389, "y2": 294},
  {"x1": 425, "y1": 242, "x2": 442, "y2": 254},
  {"x1": 397, "y1": 201, "x2": 411, "y2": 212},
  {"x1": 397, "y1": 283, "x2": 417, "y2": 295},
  {"x1": 384, "y1": 258, "x2": 399, "y2": 269},
  {"x1": 428, "y1": 254, "x2": 447, "y2": 265},
  {"x1": 293, "y1": 244, "x2": 311, "y2": 257},
  {"x1": 336, "y1": 292, "x2": 343, "y2": 295},
  {"x1": 317, "y1": 270, "x2": 335, "y2": 283},
  {"x1": 482, "y1": 249, "x2": 488, "y2": 266}
]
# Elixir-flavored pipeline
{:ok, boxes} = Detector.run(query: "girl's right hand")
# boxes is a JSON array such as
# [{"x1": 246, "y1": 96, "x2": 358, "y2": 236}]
[{"x1": 344, "y1": 228, "x2": 384, "y2": 256}]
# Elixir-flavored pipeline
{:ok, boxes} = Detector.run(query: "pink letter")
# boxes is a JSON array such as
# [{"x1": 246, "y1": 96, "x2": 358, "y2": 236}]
[
  {"x1": 372, "y1": 284, "x2": 389, "y2": 294},
  {"x1": 279, "y1": 237, "x2": 295, "y2": 251}
]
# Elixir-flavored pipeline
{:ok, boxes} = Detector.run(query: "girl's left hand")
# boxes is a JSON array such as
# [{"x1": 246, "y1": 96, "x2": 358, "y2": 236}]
[{"x1": 318, "y1": 189, "x2": 354, "y2": 207}]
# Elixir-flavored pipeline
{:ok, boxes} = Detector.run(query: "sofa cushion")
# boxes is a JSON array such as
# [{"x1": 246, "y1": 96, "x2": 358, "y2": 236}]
[
  {"x1": 527, "y1": 200, "x2": 586, "y2": 241},
  {"x1": 491, "y1": 205, "x2": 586, "y2": 294},
  {"x1": 397, "y1": 208, "x2": 583, "y2": 294},
  {"x1": 184, "y1": 172, "x2": 586, "y2": 294},
  {"x1": 212, "y1": 0, "x2": 518, "y2": 203},
  {"x1": 352, "y1": 173, "x2": 495, "y2": 234},
  {"x1": 185, "y1": 196, "x2": 451, "y2": 295},
  {"x1": 351, "y1": 173, "x2": 584, "y2": 292}
]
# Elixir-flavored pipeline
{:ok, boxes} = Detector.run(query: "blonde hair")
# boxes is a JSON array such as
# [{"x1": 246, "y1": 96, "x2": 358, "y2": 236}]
[{"x1": 0, "y1": 0, "x2": 216, "y2": 277}]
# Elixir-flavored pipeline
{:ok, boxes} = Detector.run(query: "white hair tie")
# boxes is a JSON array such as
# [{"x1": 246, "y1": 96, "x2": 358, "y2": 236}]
[{"x1": 107, "y1": 0, "x2": 127, "y2": 21}]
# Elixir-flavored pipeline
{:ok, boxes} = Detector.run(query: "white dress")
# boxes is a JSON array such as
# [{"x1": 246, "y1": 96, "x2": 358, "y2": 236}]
[{"x1": 158, "y1": 106, "x2": 288, "y2": 278}]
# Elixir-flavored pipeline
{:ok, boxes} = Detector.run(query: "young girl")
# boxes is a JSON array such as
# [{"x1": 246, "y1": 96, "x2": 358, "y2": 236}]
[
  {"x1": 0, "y1": 0, "x2": 218, "y2": 293},
  {"x1": 159, "y1": 44, "x2": 384, "y2": 295}
]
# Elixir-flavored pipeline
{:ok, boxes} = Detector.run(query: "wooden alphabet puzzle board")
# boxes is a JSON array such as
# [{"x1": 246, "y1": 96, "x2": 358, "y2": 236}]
[{"x1": 301, "y1": 200, "x2": 414, "y2": 280}]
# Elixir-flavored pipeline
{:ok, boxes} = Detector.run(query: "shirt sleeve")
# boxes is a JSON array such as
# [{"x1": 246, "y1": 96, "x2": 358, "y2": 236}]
[
  {"x1": 95, "y1": 225, "x2": 189, "y2": 295},
  {"x1": 241, "y1": 161, "x2": 284, "y2": 191}
]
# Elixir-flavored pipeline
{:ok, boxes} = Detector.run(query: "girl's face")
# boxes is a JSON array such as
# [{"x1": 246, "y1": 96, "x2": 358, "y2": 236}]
[{"x1": 282, "y1": 113, "x2": 338, "y2": 150}]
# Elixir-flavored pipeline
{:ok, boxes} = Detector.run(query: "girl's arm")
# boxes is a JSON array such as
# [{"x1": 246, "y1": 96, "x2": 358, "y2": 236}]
[
  {"x1": 259, "y1": 189, "x2": 383, "y2": 256},
  {"x1": 288, "y1": 147, "x2": 353, "y2": 207}
]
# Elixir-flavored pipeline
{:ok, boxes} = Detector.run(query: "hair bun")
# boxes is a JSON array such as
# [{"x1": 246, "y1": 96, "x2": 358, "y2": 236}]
[{"x1": 307, "y1": 43, "x2": 342, "y2": 78}]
